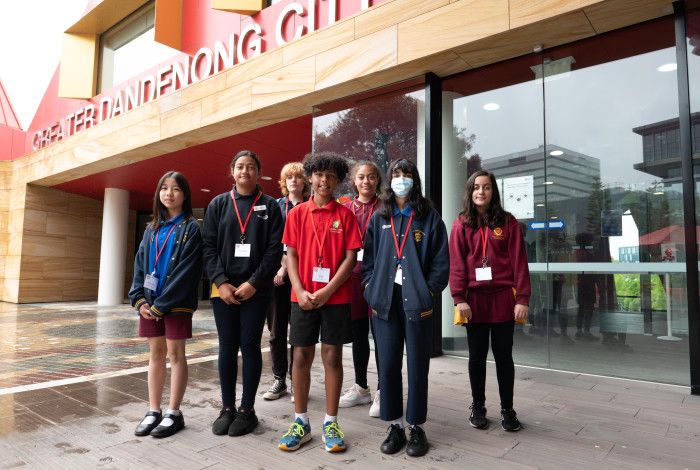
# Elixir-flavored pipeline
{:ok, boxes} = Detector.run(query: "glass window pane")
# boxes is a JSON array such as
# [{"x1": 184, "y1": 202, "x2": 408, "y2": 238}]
[{"x1": 544, "y1": 17, "x2": 689, "y2": 385}]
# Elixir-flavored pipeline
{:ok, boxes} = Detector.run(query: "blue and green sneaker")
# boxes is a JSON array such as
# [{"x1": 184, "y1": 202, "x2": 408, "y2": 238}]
[
  {"x1": 278, "y1": 418, "x2": 311, "y2": 451},
  {"x1": 322, "y1": 421, "x2": 346, "y2": 453}
]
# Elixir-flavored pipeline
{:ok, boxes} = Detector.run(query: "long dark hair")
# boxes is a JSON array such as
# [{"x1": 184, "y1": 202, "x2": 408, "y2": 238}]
[
  {"x1": 460, "y1": 170, "x2": 507, "y2": 228},
  {"x1": 377, "y1": 158, "x2": 431, "y2": 220},
  {"x1": 149, "y1": 171, "x2": 193, "y2": 229}
]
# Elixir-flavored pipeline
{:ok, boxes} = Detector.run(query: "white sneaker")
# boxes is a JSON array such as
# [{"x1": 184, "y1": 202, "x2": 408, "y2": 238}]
[
  {"x1": 369, "y1": 389, "x2": 380, "y2": 417},
  {"x1": 338, "y1": 383, "x2": 372, "y2": 408}
]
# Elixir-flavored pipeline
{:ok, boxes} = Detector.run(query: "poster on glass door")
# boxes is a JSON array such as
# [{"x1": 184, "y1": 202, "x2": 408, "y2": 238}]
[{"x1": 497, "y1": 175, "x2": 534, "y2": 220}]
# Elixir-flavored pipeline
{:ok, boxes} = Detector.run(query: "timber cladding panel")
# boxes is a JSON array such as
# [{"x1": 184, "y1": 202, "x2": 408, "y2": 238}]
[{"x1": 17, "y1": 185, "x2": 104, "y2": 303}]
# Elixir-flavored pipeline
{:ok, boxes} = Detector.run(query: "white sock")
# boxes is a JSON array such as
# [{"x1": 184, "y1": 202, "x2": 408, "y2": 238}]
[
  {"x1": 295, "y1": 412, "x2": 309, "y2": 424},
  {"x1": 324, "y1": 414, "x2": 337, "y2": 424},
  {"x1": 141, "y1": 409, "x2": 161, "y2": 425},
  {"x1": 410, "y1": 423, "x2": 424, "y2": 430},
  {"x1": 166, "y1": 409, "x2": 181, "y2": 416},
  {"x1": 390, "y1": 418, "x2": 404, "y2": 428}
]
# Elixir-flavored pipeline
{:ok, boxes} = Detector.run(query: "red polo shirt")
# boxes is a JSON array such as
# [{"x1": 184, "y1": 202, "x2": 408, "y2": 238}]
[{"x1": 283, "y1": 198, "x2": 362, "y2": 304}]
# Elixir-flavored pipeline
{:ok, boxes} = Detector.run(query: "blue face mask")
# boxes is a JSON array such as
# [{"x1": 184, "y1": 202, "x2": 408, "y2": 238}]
[{"x1": 391, "y1": 177, "x2": 414, "y2": 197}]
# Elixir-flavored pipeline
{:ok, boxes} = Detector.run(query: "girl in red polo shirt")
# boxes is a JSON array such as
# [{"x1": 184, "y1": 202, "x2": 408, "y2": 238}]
[
  {"x1": 339, "y1": 161, "x2": 382, "y2": 416},
  {"x1": 449, "y1": 170, "x2": 531, "y2": 433}
]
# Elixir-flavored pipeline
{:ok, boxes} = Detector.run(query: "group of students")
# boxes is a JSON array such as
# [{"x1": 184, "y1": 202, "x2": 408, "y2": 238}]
[{"x1": 128, "y1": 150, "x2": 531, "y2": 457}]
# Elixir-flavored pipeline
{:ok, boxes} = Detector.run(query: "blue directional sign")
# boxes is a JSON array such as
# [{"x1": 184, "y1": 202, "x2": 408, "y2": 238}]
[{"x1": 528, "y1": 220, "x2": 566, "y2": 231}]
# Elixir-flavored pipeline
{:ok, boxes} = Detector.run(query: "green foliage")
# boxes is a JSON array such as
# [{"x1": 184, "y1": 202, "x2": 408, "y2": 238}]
[{"x1": 613, "y1": 273, "x2": 666, "y2": 312}]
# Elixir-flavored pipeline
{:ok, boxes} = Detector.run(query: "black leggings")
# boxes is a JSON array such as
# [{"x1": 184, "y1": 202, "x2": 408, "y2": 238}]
[
  {"x1": 350, "y1": 317, "x2": 380, "y2": 390},
  {"x1": 212, "y1": 296, "x2": 268, "y2": 410},
  {"x1": 465, "y1": 321, "x2": 515, "y2": 409}
]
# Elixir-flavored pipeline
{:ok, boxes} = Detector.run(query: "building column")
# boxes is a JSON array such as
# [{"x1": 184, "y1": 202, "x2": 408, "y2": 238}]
[{"x1": 98, "y1": 188, "x2": 130, "y2": 306}]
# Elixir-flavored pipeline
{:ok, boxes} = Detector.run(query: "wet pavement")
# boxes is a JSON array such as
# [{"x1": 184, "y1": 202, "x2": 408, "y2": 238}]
[{"x1": 1, "y1": 301, "x2": 700, "y2": 469}]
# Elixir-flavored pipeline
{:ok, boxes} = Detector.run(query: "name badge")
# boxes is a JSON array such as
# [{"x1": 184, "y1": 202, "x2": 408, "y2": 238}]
[
  {"x1": 235, "y1": 243, "x2": 252, "y2": 257},
  {"x1": 357, "y1": 249, "x2": 364, "y2": 262},
  {"x1": 253, "y1": 205, "x2": 266, "y2": 211},
  {"x1": 475, "y1": 267, "x2": 492, "y2": 281},
  {"x1": 144, "y1": 274, "x2": 158, "y2": 291},
  {"x1": 283, "y1": 244, "x2": 288, "y2": 253},
  {"x1": 382, "y1": 224, "x2": 391, "y2": 229},
  {"x1": 312, "y1": 267, "x2": 330, "y2": 283},
  {"x1": 394, "y1": 266, "x2": 403, "y2": 285}
]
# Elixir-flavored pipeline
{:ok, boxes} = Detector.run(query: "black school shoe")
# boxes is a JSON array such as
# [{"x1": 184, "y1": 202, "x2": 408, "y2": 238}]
[
  {"x1": 212, "y1": 408, "x2": 236, "y2": 435},
  {"x1": 501, "y1": 408, "x2": 522, "y2": 432},
  {"x1": 150, "y1": 412, "x2": 185, "y2": 438},
  {"x1": 134, "y1": 410, "x2": 162, "y2": 436},
  {"x1": 406, "y1": 426, "x2": 429, "y2": 457},
  {"x1": 228, "y1": 408, "x2": 259, "y2": 436},
  {"x1": 380, "y1": 424, "x2": 406, "y2": 454},
  {"x1": 469, "y1": 402, "x2": 489, "y2": 430}
]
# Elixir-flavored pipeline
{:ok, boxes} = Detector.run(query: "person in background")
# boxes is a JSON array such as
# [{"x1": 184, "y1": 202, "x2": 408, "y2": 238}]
[
  {"x1": 339, "y1": 160, "x2": 383, "y2": 417},
  {"x1": 130, "y1": 171, "x2": 203, "y2": 438},
  {"x1": 264, "y1": 162, "x2": 310, "y2": 402},
  {"x1": 362, "y1": 158, "x2": 449, "y2": 457},
  {"x1": 449, "y1": 170, "x2": 530, "y2": 433},
  {"x1": 203, "y1": 150, "x2": 283, "y2": 437}
]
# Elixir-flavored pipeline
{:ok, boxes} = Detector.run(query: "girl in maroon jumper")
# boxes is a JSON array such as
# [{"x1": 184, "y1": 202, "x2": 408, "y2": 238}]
[
  {"x1": 339, "y1": 161, "x2": 382, "y2": 416},
  {"x1": 448, "y1": 170, "x2": 530, "y2": 432}
]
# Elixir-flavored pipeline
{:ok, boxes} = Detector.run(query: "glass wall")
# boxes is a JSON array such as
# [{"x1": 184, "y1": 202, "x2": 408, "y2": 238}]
[
  {"x1": 312, "y1": 80, "x2": 426, "y2": 199},
  {"x1": 442, "y1": 17, "x2": 692, "y2": 385}
]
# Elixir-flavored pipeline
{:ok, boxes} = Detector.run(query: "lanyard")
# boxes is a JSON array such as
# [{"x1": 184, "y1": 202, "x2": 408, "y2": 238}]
[
  {"x1": 354, "y1": 198, "x2": 377, "y2": 242},
  {"x1": 231, "y1": 190, "x2": 262, "y2": 242},
  {"x1": 309, "y1": 203, "x2": 338, "y2": 267},
  {"x1": 153, "y1": 224, "x2": 177, "y2": 274},
  {"x1": 285, "y1": 197, "x2": 289, "y2": 216},
  {"x1": 390, "y1": 210, "x2": 414, "y2": 264},
  {"x1": 480, "y1": 227, "x2": 489, "y2": 267}
]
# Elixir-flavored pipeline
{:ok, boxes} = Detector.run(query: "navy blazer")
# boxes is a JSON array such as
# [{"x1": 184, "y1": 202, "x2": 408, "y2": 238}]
[
  {"x1": 129, "y1": 217, "x2": 203, "y2": 317},
  {"x1": 361, "y1": 207, "x2": 449, "y2": 321}
]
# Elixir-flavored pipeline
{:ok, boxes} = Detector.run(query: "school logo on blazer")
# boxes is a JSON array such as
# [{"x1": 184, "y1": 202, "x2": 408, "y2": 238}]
[
  {"x1": 493, "y1": 227, "x2": 504, "y2": 239},
  {"x1": 413, "y1": 229, "x2": 425, "y2": 243}
]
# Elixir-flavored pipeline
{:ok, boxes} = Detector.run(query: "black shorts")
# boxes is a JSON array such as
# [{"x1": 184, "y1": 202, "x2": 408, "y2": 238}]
[{"x1": 289, "y1": 303, "x2": 352, "y2": 346}]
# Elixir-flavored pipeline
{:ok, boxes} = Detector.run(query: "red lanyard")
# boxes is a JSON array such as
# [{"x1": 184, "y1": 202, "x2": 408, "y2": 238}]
[
  {"x1": 354, "y1": 198, "x2": 377, "y2": 242},
  {"x1": 231, "y1": 190, "x2": 262, "y2": 242},
  {"x1": 390, "y1": 209, "x2": 414, "y2": 264},
  {"x1": 309, "y1": 202, "x2": 338, "y2": 267},
  {"x1": 480, "y1": 227, "x2": 489, "y2": 267},
  {"x1": 285, "y1": 197, "x2": 289, "y2": 216},
  {"x1": 153, "y1": 224, "x2": 177, "y2": 273}
]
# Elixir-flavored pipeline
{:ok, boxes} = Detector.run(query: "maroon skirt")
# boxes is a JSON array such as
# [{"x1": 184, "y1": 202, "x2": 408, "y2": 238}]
[
  {"x1": 467, "y1": 287, "x2": 515, "y2": 324},
  {"x1": 350, "y1": 274, "x2": 371, "y2": 321}
]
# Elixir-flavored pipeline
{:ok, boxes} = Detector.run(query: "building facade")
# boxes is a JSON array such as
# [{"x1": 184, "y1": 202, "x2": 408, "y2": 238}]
[{"x1": 0, "y1": 0, "x2": 699, "y2": 393}]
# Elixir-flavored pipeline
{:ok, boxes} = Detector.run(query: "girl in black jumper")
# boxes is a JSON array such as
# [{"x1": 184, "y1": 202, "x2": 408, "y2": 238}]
[{"x1": 203, "y1": 150, "x2": 283, "y2": 437}]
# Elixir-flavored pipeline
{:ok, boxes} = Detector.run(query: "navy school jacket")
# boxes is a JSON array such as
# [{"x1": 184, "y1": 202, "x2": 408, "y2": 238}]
[
  {"x1": 361, "y1": 207, "x2": 450, "y2": 321},
  {"x1": 129, "y1": 217, "x2": 203, "y2": 317}
]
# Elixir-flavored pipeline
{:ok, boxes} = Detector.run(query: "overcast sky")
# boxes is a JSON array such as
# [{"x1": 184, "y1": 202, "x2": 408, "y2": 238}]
[{"x1": 0, "y1": 0, "x2": 88, "y2": 130}]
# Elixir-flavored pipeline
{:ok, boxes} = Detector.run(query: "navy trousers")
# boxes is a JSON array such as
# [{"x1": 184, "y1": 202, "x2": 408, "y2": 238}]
[
  {"x1": 212, "y1": 295, "x2": 269, "y2": 410},
  {"x1": 372, "y1": 284, "x2": 432, "y2": 425}
]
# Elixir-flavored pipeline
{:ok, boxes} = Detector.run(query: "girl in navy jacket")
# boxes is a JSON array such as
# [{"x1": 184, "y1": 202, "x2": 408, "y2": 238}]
[
  {"x1": 129, "y1": 171, "x2": 203, "y2": 438},
  {"x1": 362, "y1": 158, "x2": 449, "y2": 458}
]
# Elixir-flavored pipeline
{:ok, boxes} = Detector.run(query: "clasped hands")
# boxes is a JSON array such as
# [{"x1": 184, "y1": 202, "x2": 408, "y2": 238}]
[{"x1": 218, "y1": 282, "x2": 257, "y2": 305}]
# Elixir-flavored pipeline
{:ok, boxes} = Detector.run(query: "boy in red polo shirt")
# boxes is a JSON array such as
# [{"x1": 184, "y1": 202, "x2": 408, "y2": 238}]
[{"x1": 278, "y1": 153, "x2": 362, "y2": 453}]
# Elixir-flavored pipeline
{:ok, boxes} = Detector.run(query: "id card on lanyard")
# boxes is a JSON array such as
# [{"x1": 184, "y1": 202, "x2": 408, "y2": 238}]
[
  {"x1": 355, "y1": 198, "x2": 377, "y2": 263},
  {"x1": 475, "y1": 226, "x2": 493, "y2": 281},
  {"x1": 232, "y1": 190, "x2": 262, "y2": 257},
  {"x1": 391, "y1": 210, "x2": 414, "y2": 286},
  {"x1": 145, "y1": 224, "x2": 177, "y2": 291},
  {"x1": 309, "y1": 204, "x2": 337, "y2": 284}
]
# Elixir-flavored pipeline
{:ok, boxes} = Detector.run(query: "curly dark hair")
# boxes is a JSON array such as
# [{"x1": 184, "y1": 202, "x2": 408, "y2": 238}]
[
  {"x1": 302, "y1": 152, "x2": 349, "y2": 182},
  {"x1": 348, "y1": 160, "x2": 383, "y2": 196},
  {"x1": 460, "y1": 170, "x2": 508, "y2": 229},
  {"x1": 377, "y1": 158, "x2": 432, "y2": 220}
]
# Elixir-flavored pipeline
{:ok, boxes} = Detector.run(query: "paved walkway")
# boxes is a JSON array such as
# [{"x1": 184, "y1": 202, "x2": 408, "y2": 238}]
[{"x1": 1, "y1": 302, "x2": 699, "y2": 469}]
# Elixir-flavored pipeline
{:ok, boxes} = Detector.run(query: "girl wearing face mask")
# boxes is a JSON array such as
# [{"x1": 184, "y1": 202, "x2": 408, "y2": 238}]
[
  {"x1": 448, "y1": 170, "x2": 530, "y2": 433},
  {"x1": 339, "y1": 161, "x2": 383, "y2": 416},
  {"x1": 362, "y1": 159, "x2": 449, "y2": 458}
]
